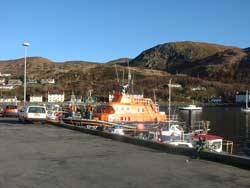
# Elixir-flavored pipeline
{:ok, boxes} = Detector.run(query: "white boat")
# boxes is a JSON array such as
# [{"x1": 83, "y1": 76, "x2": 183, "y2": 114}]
[
  {"x1": 241, "y1": 90, "x2": 250, "y2": 112},
  {"x1": 192, "y1": 134, "x2": 223, "y2": 153},
  {"x1": 179, "y1": 104, "x2": 202, "y2": 111},
  {"x1": 148, "y1": 124, "x2": 184, "y2": 143}
]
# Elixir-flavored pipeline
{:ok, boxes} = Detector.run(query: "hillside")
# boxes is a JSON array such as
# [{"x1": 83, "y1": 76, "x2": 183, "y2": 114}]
[
  {"x1": 0, "y1": 57, "x2": 173, "y2": 101},
  {"x1": 0, "y1": 41, "x2": 250, "y2": 103},
  {"x1": 129, "y1": 41, "x2": 250, "y2": 83}
]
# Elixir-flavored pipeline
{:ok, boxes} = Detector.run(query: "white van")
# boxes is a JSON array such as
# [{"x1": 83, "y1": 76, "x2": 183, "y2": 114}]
[{"x1": 18, "y1": 106, "x2": 47, "y2": 123}]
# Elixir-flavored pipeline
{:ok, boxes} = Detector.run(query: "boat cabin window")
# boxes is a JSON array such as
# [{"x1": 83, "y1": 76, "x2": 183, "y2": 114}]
[
  {"x1": 210, "y1": 141, "x2": 222, "y2": 150},
  {"x1": 148, "y1": 133, "x2": 156, "y2": 140},
  {"x1": 95, "y1": 105, "x2": 114, "y2": 113},
  {"x1": 136, "y1": 107, "x2": 144, "y2": 113}
]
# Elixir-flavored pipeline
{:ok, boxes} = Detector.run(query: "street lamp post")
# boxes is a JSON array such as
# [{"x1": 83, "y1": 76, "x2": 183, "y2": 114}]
[
  {"x1": 168, "y1": 79, "x2": 172, "y2": 124},
  {"x1": 22, "y1": 42, "x2": 30, "y2": 104}
]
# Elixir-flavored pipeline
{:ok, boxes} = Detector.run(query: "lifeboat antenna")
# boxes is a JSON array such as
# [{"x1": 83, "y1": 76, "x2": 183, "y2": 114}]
[
  {"x1": 131, "y1": 74, "x2": 134, "y2": 94},
  {"x1": 114, "y1": 64, "x2": 120, "y2": 84},
  {"x1": 153, "y1": 89, "x2": 156, "y2": 103},
  {"x1": 122, "y1": 68, "x2": 125, "y2": 86},
  {"x1": 127, "y1": 61, "x2": 132, "y2": 86}
]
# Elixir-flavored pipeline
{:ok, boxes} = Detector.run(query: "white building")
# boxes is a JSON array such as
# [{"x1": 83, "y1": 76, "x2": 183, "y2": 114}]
[
  {"x1": 0, "y1": 72, "x2": 11, "y2": 77},
  {"x1": 8, "y1": 79, "x2": 22, "y2": 86},
  {"x1": 191, "y1": 87, "x2": 206, "y2": 91},
  {"x1": 0, "y1": 96, "x2": 18, "y2": 103},
  {"x1": 70, "y1": 94, "x2": 82, "y2": 103},
  {"x1": 28, "y1": 80, "x2": 38, "y2": 84},
  {"x1": 0, "y1": 78, "x2": 5, "y2": 85},
  {"x1": 41, "y1": 79, "x2": 55, "y2": 84},
  {"x1": 169, "y1": 84, "x2": 182, "y2": 88},
  {"x1": 0, "y1": 85, "x2": 14, "y2": 90},
  {"x1": 235, "y1": 92, "x2": 249, "y2": 103},
  {"x1": 48, "y1": 93, "x2": 64, "y2": 103},
  {"x1": 30, "y1": 96, "x2": 43, "y2": 103}
]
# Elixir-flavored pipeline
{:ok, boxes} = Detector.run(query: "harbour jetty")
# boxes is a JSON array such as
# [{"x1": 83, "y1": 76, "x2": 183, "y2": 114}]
[{"x1": 0, "y1": 119, "x2": 249, "y2": 188}]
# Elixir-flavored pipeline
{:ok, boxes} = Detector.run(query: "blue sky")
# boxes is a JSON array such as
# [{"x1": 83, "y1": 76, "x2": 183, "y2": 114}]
[{"x1": 0, "y1": 0, "x2": 250, "y2": 62}]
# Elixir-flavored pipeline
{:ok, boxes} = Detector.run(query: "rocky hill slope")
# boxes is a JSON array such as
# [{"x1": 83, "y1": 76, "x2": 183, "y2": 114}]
[{"x1": 130, "y1": 41, "x2": 250, "y2": 83}]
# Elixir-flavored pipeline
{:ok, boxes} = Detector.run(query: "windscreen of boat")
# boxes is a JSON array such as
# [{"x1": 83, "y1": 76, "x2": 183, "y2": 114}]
[
  {"x1": 162, "y1": 135, "x2": 181, "y2": 141},
  {"x1": 210, "y1": 141, "x2": 222, "y2": 150},
  {"x1": 103, "y1": 105, "x2": 115, "y2": 113},
  {"x1": 95, "y1": 105, "x2": 115, "y2": 113},
  {"x1": 28, "y1": 107, "x2": 46, "y2": 113}
]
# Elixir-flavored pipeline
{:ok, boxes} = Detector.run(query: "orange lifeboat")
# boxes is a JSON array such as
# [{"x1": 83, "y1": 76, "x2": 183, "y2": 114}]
[{"x1": 93, "y1": 91, "x2": 167, "y2": 123}]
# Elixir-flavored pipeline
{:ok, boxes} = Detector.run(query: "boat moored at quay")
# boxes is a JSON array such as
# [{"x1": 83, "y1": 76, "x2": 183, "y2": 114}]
[
  {"x1": 92, "y1": 91, "x2": 167, "y2": 124},
  {"x1": 59, "y1": 96, "x2": 232, "y2": 154},
  {"x1": 53, "y1": 71, "x2": 233, "y2": 154}
]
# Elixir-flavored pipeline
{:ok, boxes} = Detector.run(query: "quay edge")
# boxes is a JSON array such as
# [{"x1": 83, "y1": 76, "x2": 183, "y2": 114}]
[{"x1": 49, "y1": 120, "x2": 250, "y2": 170}]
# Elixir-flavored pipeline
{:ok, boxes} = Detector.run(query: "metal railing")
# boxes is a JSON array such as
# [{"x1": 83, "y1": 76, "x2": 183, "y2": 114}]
[{"x1": 223, "y1": 140, "x2": 234, "y2": 154}]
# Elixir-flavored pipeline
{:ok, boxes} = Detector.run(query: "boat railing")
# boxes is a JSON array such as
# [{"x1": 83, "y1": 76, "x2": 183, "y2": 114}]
[
  {"x1": 222, "y1": 140, "x2": 234, "y2": 154},
  {"x1": 169, "y1": 114, "x2": 179, "y2": 122},
  {"x1": 191, "y1": 121, "x2": 210, "y2": 133}
]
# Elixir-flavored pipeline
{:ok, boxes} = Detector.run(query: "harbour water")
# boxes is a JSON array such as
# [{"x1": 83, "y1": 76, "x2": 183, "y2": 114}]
[{"x1": 166, "y1": 106, "x2": 250, "y2": 156}]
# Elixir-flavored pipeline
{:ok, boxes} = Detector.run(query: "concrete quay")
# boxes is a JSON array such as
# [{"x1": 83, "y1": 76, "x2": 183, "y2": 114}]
[{"x1": 0, "y1": 118, "x2": 249, "y2": 188}]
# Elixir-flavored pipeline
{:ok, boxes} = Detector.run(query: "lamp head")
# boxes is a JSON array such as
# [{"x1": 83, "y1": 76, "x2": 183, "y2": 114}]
[{"x1": 22, "y1": 42, "x2": 30, "y2": 47}]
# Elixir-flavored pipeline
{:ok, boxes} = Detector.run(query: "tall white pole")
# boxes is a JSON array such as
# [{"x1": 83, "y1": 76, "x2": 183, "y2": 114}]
[
  {"x1": 168, "y1": 79, "x2": 172, "y2": 124},
  {"x1": 246, "y1": 90, "x2": 249, "y2": 109},
  {"x1": 24, "y1": 46, "x2": 27, "y2": 104},
  {"x1": 22, "y1": 42, "x2": 30, "y2": 104}
]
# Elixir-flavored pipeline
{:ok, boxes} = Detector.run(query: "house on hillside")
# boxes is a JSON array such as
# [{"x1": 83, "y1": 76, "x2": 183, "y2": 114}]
[
  {"x1": 28, "y1": 79, "x2": 38, "y2": 84},
  {"x1": 30, "y1": 96, "x2": 43, "y2": 103},
  {"x1": 0, "y1": 78, "x2": 5, "y2": 85},
  {"x1": 41, "y1": 79, "x2": 55, "y2": 84},
  {"x1": 191, "y1": 86, "x2": 206, "y2": 91},
  {"x1": 169, "y1": 84, "x2": 182, "y2": 88},
  {"x1": 48, "y1": 92, "x2": 64, "y2": 103},
  {"x1": 235, "y1": 92, "x2": 249, "y2": 104},
  {"x1": 0, "y1": 96, "x2": 18, "y2": 103},
  {"x1": 0, "y1": 72, "x2": 11, "y2": 77},
  {"x1": 8, "y1": 79, "x2": 22, "y2": 86},
  {"x1": 70, "y1": 93, "x2": 82, "y2": 103},
  {"x1": 0, "y1": 85, "x2": 14, "y2": 90}
]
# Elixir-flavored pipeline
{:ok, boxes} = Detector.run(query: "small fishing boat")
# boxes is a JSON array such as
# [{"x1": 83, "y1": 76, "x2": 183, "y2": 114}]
[
  {"x1": 179, "y1": 104, "x2": 202, "y2": 111},
  {"x1": 192, "y1": 134, "x2": 223, "y2": 153}
]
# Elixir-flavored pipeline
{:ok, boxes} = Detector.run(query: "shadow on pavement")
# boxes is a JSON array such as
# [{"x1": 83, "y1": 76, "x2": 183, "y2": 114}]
[{"x1": 0, "y1": 117, "x2": 22, "y2": 125}]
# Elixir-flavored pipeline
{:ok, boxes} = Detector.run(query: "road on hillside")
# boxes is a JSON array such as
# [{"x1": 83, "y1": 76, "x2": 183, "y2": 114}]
[{"x1": 0, "y1": 117, "x2": 249, "y2": 188}]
